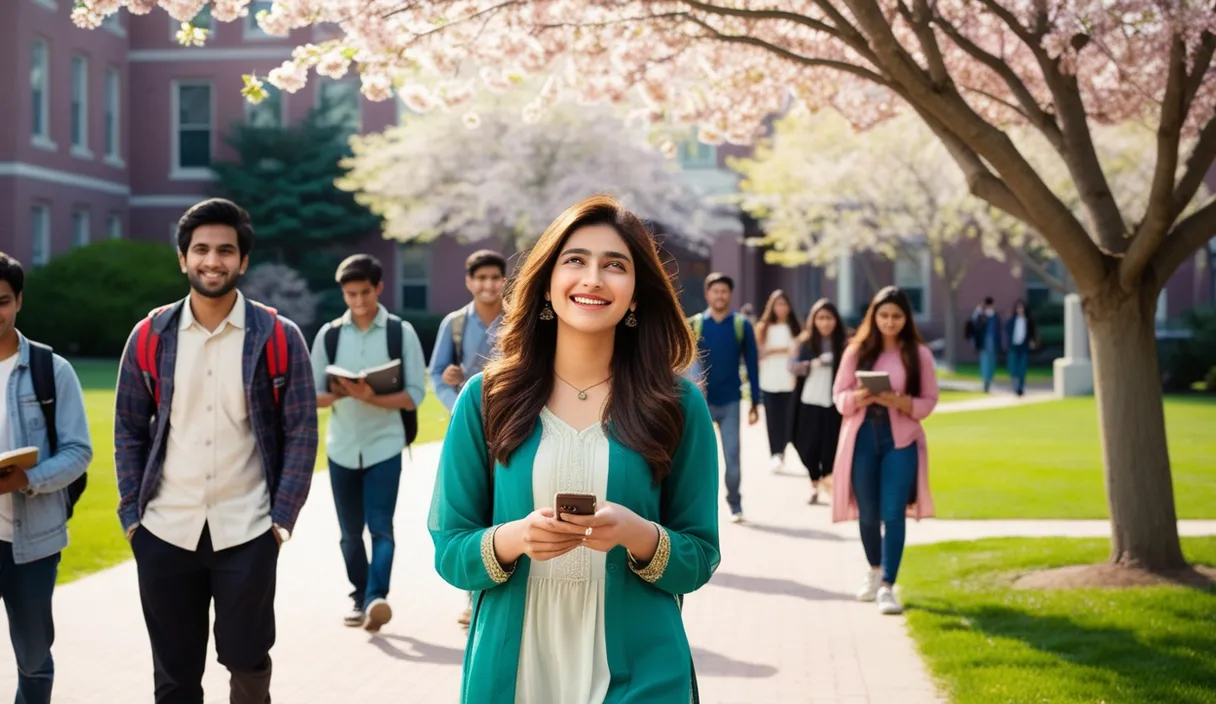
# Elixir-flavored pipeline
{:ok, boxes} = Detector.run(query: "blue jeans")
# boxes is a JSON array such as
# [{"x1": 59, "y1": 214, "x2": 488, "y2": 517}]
[
  {"x1": 0, "y1": 542, "x2": 58, "y2": 704},
  {"x1": 708, "y1": 400, "x2": 742, "y2": 513},
  {"x1": 979, "y1": 347, "x2": 998, "y2": 391},
  {"x1": 851, "y1": 419, "x2": 918, "y2": 585},
  {"x1": 1007, "y1": 346, "x2": 1029, "y2": 394},
  {"x1": 330, "y1": 454, "x2": 403, "y2": 608}
]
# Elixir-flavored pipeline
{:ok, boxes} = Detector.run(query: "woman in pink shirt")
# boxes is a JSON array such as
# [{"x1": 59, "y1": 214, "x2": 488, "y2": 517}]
[{"x1": 831, "y1": 286, "x2": 939, "y2": 615}]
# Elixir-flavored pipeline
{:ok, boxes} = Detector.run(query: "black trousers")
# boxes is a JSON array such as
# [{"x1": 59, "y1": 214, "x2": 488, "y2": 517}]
[
  {"x1": 133, "y1": 523, "x2": 279, "y2": 704},
  {"x1": 794, "y1": 403, "x2": 842, "y2": 481},
  {"x1": 762, "y1": 391, "x2": 794, "y2": 456}
]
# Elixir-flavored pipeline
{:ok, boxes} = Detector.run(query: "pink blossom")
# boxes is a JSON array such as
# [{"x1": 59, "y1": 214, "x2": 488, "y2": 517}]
[{"x1": 267, "y1": 60, "x2": 308, "y2": 93}]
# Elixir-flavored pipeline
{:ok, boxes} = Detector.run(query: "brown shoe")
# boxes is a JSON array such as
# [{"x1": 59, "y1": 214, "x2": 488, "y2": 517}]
[{"x1": 364, "y1": 598, "x2": 392, "y2": 633}]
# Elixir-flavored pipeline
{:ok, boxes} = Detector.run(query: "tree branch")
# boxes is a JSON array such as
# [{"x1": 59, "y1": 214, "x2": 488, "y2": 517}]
[
  {"x1": 1120, "y1": 35, "x2": 1189, "y2": 290},
  {"x1": 901, "y1": 0, "x2": 949, "y2": 86},
  {"x1": 1181, "y1": 30, "x2": 1216, "y2": 113},
  {"x1": 1007, "y1": 243, "x2": 1070, "y2": 293},
  {"x1": 1173, "y1": 115, "x2": 1216, "y2": 215},
  {"x1": 1150, "y1": 199, "x2": 1216, "y2": 287},
  {"x1": 974, "y1": 0, "x2": 1127, "y2": 252}
]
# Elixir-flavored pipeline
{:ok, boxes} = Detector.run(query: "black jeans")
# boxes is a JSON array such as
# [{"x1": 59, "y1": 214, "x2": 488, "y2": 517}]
[
  {"x1": 794, "y1": 403, "x2": 842, "y2": 481},
  {"x1": 0, "y1": 542, "x2": 58, "y2": 704},
  {"x1": 761, "y1": 391, "x2": 794, "y2": 457},
  {"x1": 133, "y1": 523, "x2": 279, "y2": 704}
]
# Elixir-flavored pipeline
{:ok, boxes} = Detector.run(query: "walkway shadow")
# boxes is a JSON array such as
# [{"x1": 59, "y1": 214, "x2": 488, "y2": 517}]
[
  {"x1": 368, "y1": 634, "x2": 465, "y2": 665},
  {"x1": 691, "y1": 646, "x2": 779, "y2": 678},
  {"x1": 914, "y1": 601, "x2": 1216, "y2": 703},
  {"x1": 709, "y1": 572, "x2": 851, "y2": 601},
  {"x1": 743, "y1": 522, "x2": 845, "y2": 542}
]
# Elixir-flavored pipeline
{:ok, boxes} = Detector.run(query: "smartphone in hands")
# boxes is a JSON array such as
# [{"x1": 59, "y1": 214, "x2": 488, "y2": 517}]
[{"x1": 554, "y1": 492, "x2": 597, "y2": 521}]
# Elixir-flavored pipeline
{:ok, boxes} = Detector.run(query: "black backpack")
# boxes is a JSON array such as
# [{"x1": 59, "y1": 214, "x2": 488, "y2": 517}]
[
  {"x1": 323, "y1": 315, "x2": 419, "y2": 448},
  {"x1": 28, "y1": 342, "x2": 88, "y2": 518}
]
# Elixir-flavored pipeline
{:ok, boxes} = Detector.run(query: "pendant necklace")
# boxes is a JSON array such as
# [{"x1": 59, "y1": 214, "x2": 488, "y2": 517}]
[{"x1": 554, "y1": 372, "x2": 612, "y2": 400}]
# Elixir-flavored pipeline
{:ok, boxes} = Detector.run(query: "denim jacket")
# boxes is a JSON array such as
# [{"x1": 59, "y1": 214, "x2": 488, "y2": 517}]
[{"x1": 6, "y1": 333, "x2": 93, "y2": 564}]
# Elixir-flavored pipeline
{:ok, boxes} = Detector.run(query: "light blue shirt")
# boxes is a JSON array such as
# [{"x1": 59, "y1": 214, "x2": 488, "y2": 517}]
[
  {"x1": 311, "y1": 304, "x2": 427, "y2": 469},
  {"x1": 429, "y1": 303, "x2": 502, "y2": 411}
]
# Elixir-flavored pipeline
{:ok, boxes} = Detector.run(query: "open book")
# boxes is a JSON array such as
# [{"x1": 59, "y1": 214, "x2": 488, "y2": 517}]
[
  {"x1": 0, "y1": 447, "x2": 39, "y2": 472},
  {"x1": 326, "y1": 359, "x2": 404, "y2": 396},
  {"x1": 855, "y1": 370, "x2": 893, "y2": 393}
]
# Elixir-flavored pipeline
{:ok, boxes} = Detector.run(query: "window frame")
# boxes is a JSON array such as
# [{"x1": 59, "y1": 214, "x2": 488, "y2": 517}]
[
  {"x1": 70, "y1": 54, "x2": 92, "y2": 157},
  {"x1": 893, "y1": 248, "x2": 932, "y2": 322},
  {"x1": 170, "y1": 79, "x2": 215, "y2": 180},
  {"x1": 30, "y1": 38, "x2": 54, "y2": 150},
  {"x1": 72, "y1": 209, "x2": 91, "y2": 248},
  {"x1": 104, "y1": 67, "x2": 123, "y2": 165},
  {"x1": 244, "y1": 84, "x2": 285, "y2": 128},
  {"x1": 31, "y1": 204, "x2": 52, "y2": 267},
  {"x1": 107, "y1": 212, "x2": 123, "y2": 240},
  {"x1": 397, "y1": 243, "x2": 431, "y2": 311}
]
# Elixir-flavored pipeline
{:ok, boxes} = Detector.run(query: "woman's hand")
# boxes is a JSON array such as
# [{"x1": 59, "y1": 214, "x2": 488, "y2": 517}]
[
  {"x1": 559, "y1": 501, "x2": 651, "y2": 554},
  {"x1": 497, "y1": 508, "x2": 587, "y2": 563},
  {"x1": 875, "y1": 391, "x2": 913, "y2": 414},
  {"x1": 853, "y1": 388, "x2": 874, "y2": 407}
]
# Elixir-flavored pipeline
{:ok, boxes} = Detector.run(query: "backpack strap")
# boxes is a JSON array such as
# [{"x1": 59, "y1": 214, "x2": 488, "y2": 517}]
[
  {"x1": 450, "y1": 308, "x2": 468, "y2": 367},
  {"x1": 384, "y1": 314, "x2": 419, "y2": 448},
  {"x1": 324, "y1": 316, "x2": 343, "y2": 366},
  {"x1": 134, "y1": 305, "x2": 174, "y2": 406},
  {"x1": 27, "y1": 342, "x2": 57, "y2": 456},
  {"x1": 250, "y1": 301, "x2": 288, "y2": 406}
]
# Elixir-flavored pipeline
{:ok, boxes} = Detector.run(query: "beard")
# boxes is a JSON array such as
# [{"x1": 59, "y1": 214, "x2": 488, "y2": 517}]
[{"x1": 188, "y1": 269, "x2": 242, "y2": 299}]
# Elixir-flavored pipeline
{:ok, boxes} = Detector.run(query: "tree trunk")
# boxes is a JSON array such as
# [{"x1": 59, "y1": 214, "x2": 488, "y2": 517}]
[
  {"x1": 1084, "y1": 283, "x2": 1187, "y2": 572},
  {"x1": 942, "y1": 285, "x2": 959, "y2": 370}
]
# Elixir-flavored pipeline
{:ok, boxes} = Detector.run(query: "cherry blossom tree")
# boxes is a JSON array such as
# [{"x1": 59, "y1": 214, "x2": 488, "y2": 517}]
[
  {"x1": 333, "y1": 88, "x2": 712, "y2": 249},
  {"x1": 77, "y1": 0, "x2": 1216, "y2": 575}
]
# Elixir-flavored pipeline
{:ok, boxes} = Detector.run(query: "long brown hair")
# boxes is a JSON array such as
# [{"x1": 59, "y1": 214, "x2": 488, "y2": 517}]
[
  {"x1": 796, "y1": 297, "x2": 846, "y2": 379},
  {"x1": 481, "y1": 195, "x2": 697, "y2": 484},
  {"x1": 849, "y1": 286, "x2": 925, "y2": 397},
  {"x1": 756, "y1": 289, "x2": 801, "y2": 345}
]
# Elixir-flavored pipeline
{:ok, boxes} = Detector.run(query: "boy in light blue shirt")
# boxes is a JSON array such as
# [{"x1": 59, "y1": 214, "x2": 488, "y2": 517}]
[{"x1": 311, "y1": 254, "x2": 426, "y2": 632}]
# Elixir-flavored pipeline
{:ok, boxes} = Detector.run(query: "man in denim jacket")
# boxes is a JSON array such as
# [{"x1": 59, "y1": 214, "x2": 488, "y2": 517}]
[{"x1": 0, "y1": 252, "x2": 93, "y2": 704}]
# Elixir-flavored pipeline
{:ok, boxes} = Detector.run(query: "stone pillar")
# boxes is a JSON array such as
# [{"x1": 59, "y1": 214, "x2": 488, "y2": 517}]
[{"x1": 1053, "y1": 293, "x2": 1094, "y2": 396}]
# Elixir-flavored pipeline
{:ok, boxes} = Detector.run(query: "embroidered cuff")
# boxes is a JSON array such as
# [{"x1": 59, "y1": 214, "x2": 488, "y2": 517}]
[
  {"x1": 481, "y1": 524, "x2": 516, "y2": 584},
  {"x1": 627, "y1": 522, "x2": 671, "y2": 584}
]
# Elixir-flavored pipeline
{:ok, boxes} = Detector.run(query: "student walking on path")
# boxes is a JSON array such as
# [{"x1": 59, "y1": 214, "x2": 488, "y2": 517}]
[
  {"x1": 429, "y1": 249, "x2": 507, "y2": 627},
  {"x1": 0, "y1": 253, "x2": 93, "y2": 704},
  {"x1": 428, "y1": 195, "x2": 720, "y2": 704},
  {"x1": 113, "y1": 199, "x2": 318, "y2": 704},
  {"x1": 312, "y1": 254, "x2": 427, "y2": 632},
  {"x1": 754, "y1": 290, "x2": 800, "y2": 474},
  {"x1": 1004, "y1": 299, "x2": 1039, "y2": 396},
  {"x1": 789, "y1": 298, "x2": 845, "y2": 505},
  {"x1": 831, "y1": 286, "x2": 939, "y2": 616}
]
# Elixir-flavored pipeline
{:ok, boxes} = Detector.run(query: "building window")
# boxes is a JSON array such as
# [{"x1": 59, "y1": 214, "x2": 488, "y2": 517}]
[
  {"x1": 677, "y1": 128, "x2": 717, "y2": 169},
  {"x1": 399, "y1": 244, "x2": 430, "y2": 310},
  {"x1": 894, "y1": 249, "x2": 931, "y2": 319},
  {"x1": 73, "y1": 210, "x2": 90, "y2": 248},
  {"x1": 105, "y1": 68, "x2": 121, "y2": 161},
  {"x1": 174, "y1": 81, "x2": 213, "y2": 172},
  {"x1": 317, "y1": 78, "x2": 362, "y2": 135},
  {"x1": 107, "y1": 212, "x2": 123, "y2": 239},
  {"x1": 246, "y1": 85, "x2": 283, "y2": 128},
  {"x1": 1024, "y1": 258, "x2": 1066, "y2": 311},
  {"x1": 245, "y1": 1, "x2": 275, "y2": 37},
  {"x1": 31, "y1": 40, "x2": 50, "y2": 143},
  {"x1": 31, "y1": 205, "x2": 51, "y2": 267},
  {"x1": 71, "y1": 55, "x2": 90, "y2": 154}
]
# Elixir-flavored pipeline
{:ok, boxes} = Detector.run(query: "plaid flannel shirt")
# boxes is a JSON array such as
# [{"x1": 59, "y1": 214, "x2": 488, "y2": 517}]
[{"x1": 113, "y1": 297, "x2": 318, "y2": 534}]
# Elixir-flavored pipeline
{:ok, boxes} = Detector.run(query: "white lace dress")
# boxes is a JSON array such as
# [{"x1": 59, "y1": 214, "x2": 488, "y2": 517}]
[{"x1": 513, "y1": 407, "x2": 613, "y2": 704}]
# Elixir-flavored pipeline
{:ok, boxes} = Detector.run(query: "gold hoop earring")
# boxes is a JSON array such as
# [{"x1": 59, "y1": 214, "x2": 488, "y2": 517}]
[
  {"x1": 624, "y1": 310, "x2": 638, "y2": 327},
  {"x1": 539, "y1": 301, "x2": 555, "y2": 321}
]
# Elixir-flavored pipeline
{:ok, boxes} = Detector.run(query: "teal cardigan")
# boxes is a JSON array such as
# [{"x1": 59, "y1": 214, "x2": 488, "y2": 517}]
[{"x1": 428, "y1": 374, "x2": 721, "y2": 703}]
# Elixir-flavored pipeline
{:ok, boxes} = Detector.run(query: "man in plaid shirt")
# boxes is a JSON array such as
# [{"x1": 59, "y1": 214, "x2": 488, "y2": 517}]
[{"x1": 113, "y1": 199, "x2": 317, "y2": 704}]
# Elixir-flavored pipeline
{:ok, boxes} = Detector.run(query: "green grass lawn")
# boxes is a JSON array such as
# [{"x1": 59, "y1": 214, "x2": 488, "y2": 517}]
[
  {"x1": 939, "y1": 362, "x2": 1054, "y2": 386},
  {"x1": 924, "y1": 395, "x2": 1216, "y2": 519},
  {"x1": 59, "y1": 359, "x2": 450, "y2": 584},
  {"x1": 902, "y1": 537, "x2": 1216, "y2": 704}
]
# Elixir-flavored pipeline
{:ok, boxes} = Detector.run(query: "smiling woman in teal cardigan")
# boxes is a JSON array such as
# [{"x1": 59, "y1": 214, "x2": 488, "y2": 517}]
[{"x1": 427, "y1": 196, "x2": 721, "y2": 704}]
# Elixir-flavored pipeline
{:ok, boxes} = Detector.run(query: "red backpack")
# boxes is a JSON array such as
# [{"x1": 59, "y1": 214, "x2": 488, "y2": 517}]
[{"x1": 135, "y1": 301, "x2": 289, "y2": 407}]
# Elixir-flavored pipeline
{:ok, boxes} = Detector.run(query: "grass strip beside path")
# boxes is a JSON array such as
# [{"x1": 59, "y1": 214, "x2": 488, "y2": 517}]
[{"x1": 901, "y1": 537, "x2": 1216, "y2": 704}]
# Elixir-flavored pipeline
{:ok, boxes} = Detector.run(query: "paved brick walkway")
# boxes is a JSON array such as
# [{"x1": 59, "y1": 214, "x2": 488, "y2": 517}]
[{"x1": 2, "y1": 402, "x2": 1212, "y2": 703}]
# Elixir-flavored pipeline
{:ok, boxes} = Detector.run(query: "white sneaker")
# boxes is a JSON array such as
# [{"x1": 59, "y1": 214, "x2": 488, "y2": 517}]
[
  {"x1": 364, "y1": 598, "x2": 393, "y2": 632},
  {"x1": 856, "y1": 570, "x2": 882, "y2": 602},
  {"x1": 769, "y1": 454, "x2": 783, "y2": 473},
  {"x1": 876, "y1": 585, "x2": 903, "y2": 615}
]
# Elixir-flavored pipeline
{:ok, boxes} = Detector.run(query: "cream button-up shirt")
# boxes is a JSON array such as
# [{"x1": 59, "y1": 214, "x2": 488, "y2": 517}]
[{"x1": 141, "y1": 291, "x2": 272, "y2": 552}]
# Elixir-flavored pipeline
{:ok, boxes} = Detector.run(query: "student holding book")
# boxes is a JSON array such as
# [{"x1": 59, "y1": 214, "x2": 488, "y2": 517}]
[
  {"x1": 312, "y1": 254, "x2": 427, "y2": 631},
  {"x1": 831, "y1": 286, "x2": 939, "y2": 616}
]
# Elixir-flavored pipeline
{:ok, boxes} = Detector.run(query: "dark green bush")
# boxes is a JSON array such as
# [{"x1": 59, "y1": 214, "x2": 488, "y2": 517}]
[
  {"x1": 1204, "y1": 366, "x2": 1216, "y2": 393},
  {"x1": 19, "y1": 240, "x2": 184, "y2": 357},
  {"x1": 1160, "y1": 305, "x2": 1216, "y2": 392}
]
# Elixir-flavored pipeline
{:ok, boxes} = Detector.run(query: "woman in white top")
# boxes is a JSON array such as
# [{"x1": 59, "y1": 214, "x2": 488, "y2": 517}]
[
  {"x1": 789, "y1": 298, "x2": 847, "y2": 504},
  {"x1": 754, "y1": 290, "x2": 801, "y2": 472}
]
